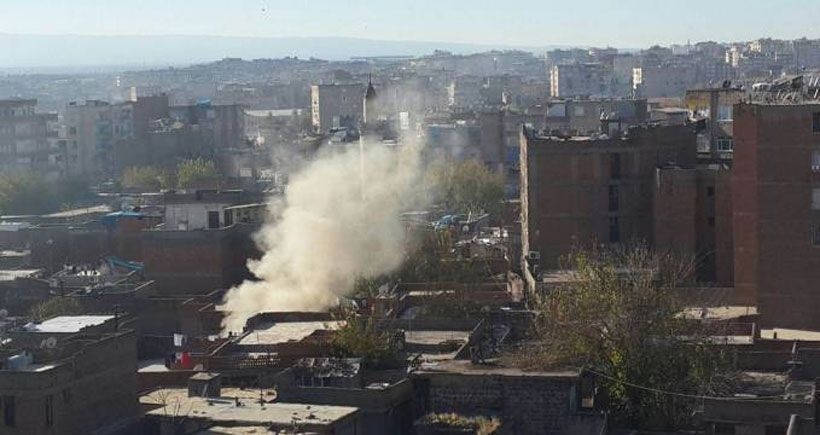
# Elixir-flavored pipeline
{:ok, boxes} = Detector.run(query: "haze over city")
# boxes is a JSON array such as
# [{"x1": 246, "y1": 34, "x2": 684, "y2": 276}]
[
  {"x1": 4, "y1": 2, "x2": 820, "y2": 434},
  {"x1": 3, "y1": 0, "x2": 820, "y2": 68}
]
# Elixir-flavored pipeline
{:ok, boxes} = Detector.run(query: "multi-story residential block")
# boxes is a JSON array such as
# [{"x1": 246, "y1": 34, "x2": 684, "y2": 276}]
[
  {"x1": 550, "y1": 63, "x2": 614, "y2": 98},
  {"x1": 633, "y1": 65, "x2": 698, "y2": 98},
  {"x1": 310, "y1": 84, "x2": 365, "y2": 133},
  {"x1": 732, "y1": 102, "x2": 820, "y2": 328},
  {"x1": 0, "y1": 99, "x2": 57, "y2": 176},
  {"x1": 520, "y1": 124, "x2": 697, "y2": 284},
  {"x1": 685, "y1": 87, "x2": 745, "y2": 156}
]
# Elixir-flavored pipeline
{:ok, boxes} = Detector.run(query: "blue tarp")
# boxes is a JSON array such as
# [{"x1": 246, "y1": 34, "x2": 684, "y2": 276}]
[{"x1": 101, "y1": 211, "x2": 145, "y2": 228}]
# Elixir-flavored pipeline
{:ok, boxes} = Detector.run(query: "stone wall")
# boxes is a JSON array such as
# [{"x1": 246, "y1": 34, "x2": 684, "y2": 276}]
[{"x1": 413, "y1": 370, "x2": 600, "y2": 435}]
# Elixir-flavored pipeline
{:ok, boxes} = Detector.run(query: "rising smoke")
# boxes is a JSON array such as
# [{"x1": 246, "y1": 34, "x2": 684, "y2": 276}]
[{"x1": 220, "y1": 142, "x2": 425, "y2": 332}]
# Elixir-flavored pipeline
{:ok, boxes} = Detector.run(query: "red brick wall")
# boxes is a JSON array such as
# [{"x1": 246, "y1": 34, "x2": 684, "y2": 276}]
[
  {"x1": 733, "y1": 103, "x2": 820, "y2": 328},
  {"x1": 521, "y1": 125, "x2": 697, "y2": 269},
  {"x1": 713, "y1": 170, "x2": 734, "y2": 286},
  {"x1": 654, "y1": 167, "x2": 698, "y2": 256}
]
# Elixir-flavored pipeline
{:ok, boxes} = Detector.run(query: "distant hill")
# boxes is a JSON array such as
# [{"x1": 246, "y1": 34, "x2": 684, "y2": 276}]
[{"x1": 0, "y1": 33, "x2": 568, "y2": 72}]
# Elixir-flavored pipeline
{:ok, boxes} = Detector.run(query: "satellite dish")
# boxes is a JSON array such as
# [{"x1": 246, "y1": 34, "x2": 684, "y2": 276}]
[{"x1": 41, "y1": 337, "x2": 57, "y2": 349}]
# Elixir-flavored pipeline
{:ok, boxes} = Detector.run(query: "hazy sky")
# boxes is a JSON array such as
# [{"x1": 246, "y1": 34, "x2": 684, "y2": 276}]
[{"x1": 3, "y1": 0, "x2": 819, "y2": 47}]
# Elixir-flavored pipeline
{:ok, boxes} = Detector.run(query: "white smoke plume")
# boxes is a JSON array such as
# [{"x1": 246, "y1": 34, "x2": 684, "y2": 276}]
[{"x1": 220, "y1": 142, "x2": 425, "y2": 332}]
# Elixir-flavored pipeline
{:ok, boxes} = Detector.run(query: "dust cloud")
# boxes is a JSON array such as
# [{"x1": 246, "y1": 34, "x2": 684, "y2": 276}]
[{"x1": 220, "y1": 142, "x2": 425, "y2": 332}]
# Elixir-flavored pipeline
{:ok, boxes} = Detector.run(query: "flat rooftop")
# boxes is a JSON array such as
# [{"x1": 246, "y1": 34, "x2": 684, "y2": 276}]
[
  {"x1": 24, "y1": 315, "x2": 114, "y2": 333},
  {"x1": 0, "y1": 269, "x2": 41, "y2": 281},
  {"x1": 238, "y1": 321, "x2": 344, "y2": 346},
  {"x1": 405, "y1": 330, "x2": 470, "y2": 346},
  {"x1": 42, "y1": 204, "x2": 112, "y2": 219},
  {"x1": 760, "y1": 328, "x2": 820, "y2": 341},
  {"x1": 142, "y1": 388, "x2": 358, "y2": 427},
  {"x1": 196, "y1": 427, "x2": 272, "y2": 434},
  {"x1": 679, "y1": 306, "x2": 758, "y2": 321},
  {"x1": 138, "y1": 359, "x2": 170, "y2": 373}
]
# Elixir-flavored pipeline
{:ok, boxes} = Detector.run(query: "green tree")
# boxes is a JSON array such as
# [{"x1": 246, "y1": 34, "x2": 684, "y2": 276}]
[
  {"x1": 54, "y1": 175, "x2": 93, "y2": 207},
  {"x1": 121, "y1": 166, "x2": 167, "y2": 191},
  {"x1": 518, "y1": 244, "x2": 732, "y2": 430},
  {"x1": 177, "y1": 158, "x2": 220, "y2": 189},
  {"x1": 0, "y1": 172, "x2": 57, "y2": 215},
  {"x1": 428, "y1": 160, "x2": 505, "y2": 217},
  {"x1": 30, "y1": 297, "x2": 83, "y2": 322},
  {"x1": 331, "y1": 312, "x2": 402, "y2": 368}
]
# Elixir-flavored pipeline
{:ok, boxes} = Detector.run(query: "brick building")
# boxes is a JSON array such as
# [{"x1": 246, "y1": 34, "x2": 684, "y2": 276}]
[
  {"x1": 142, "y1": 223, "x2": 259, "y2": 295},
  {"x1": 732, "y1": 102, "x2": 820, "y2": 328},
  {"x1": 520, "y1": 124, "x2": 697, "y2": 279},
  {"x1": 653, "y1": 166, "x2": 734, "y2": 284}
]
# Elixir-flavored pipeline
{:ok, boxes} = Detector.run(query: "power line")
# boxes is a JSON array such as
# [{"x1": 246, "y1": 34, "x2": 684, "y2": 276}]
[{"x1": 585, "y1": 368, "x2": 808, "y2": 402}]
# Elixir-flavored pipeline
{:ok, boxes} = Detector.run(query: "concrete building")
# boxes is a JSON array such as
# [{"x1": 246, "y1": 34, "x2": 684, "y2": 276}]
[
  {"x1": 550, "y1": 63, "x2": 614, "y2": 98},
  {"x1": 64, "y1": 100, "x2": 133, "y2": 179},
  {"x1": 732, "y1": 102, "x2": 820, "y2": 328},
  {"x1": 275, "y1": 357, "x2": 414, "y2": 434},
  {"x1": 685, "y1": 87, "x2": 745, "y2": 156},
  {"x1": 423, "y1": 122, "x2": 482, "y2": 164},
  {"x1": 410, "y1": 360, "x2": 603, "y2": 435},
  {"x1": 169, "y1": 101, "x2": 245, "y2": 150},
  {"x1": 543, "y1": 98, "x2": 648, "y2": 135},
  {"x1": 520, "y1": 124, "x2": 697, "y2": 279},
  {"x1": 141, "y1": 385, "x2": 361, "y2": 434},
  {"x1": 545, "y1": 49, "x2": 592, "y2": 66},
  {"x1": 0, "y1": 99, "x2": 57, "y2": 176},
  {"x1": 633, "y1": 65, "x2": 698, "y2": 98},
  {"x1": 310, "y1": 84, "x2": 365, "y2": 133},
  {"x1": 161, "y1": 190, "x2": 256, "y2": 231},
  {"x1": 795, "y1": 38, "x2": 820, "y2": 69},
  {"x1": 447, "y1": 76, "x2": 484, "y2": 109},
  {"x1": 0, "y1": 315, "x2": 139, "y2": 435},
  {"x1": 64, "y1": 95, "x2": 168, "y2": 178}
]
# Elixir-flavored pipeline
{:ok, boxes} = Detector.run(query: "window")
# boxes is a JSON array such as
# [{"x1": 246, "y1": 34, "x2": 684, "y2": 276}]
[
  {"x1": 716, "y1": 137, "x2": 734, "y2": 152},
  {"x1": 707, "y1": 186, "x2": 715, "y2": 197},
  {"x1": 3, "y1": 396, "x2": 15, "y2": 427},
  {"x1": 813, "y1": 151, "x2": 820, "y2": 172},
  {"x1": 62, "y1": 388, "x2": 71, "y2": 405},
  {"x1": 224, "y1": 210, "x2": 233, "y2": 227},
  {"x1": 608, "y1": 185, "x2": 620, "y2": 212},
  {"x1": 610, "y1": 153, "x2": 622, "y2": 180},
  {"x1": 717, "y1": 105, "x2": 733, "y2": 121},
  {"x1": 609, "y1": 217, "x2": 620, "y2": 243},
  {"x1": 813, "y1": 225, "x2": 820, "y2": 246},
  {"x1": 813, "y1": 112, "x2": 820, "y2": 133},
  {"x1": 207, "y1": 211, "x2": 220, "y2": 229},
  {"x1": 813, "y1": 189, "x2": 820, "y2": 210},
  {"x1": 45, "y1": 395, "x2": 53, "y2": 427}
]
